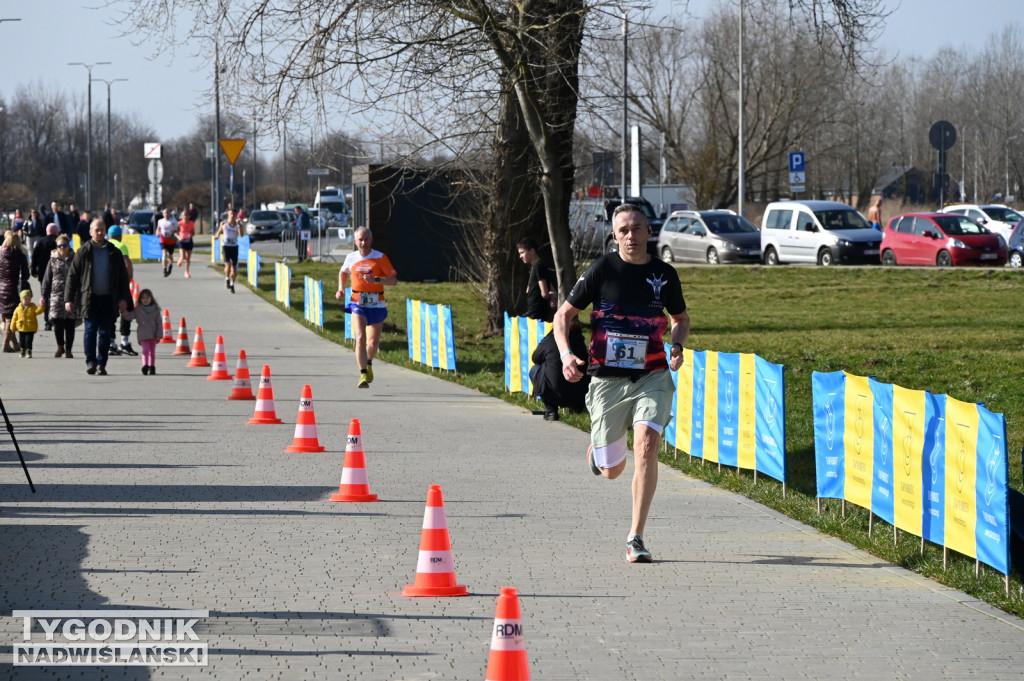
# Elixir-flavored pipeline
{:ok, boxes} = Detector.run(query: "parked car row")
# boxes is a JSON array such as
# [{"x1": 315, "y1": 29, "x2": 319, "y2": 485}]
[{"x1": 651, "y1": 199, "x2": 1020, "y2": 269}]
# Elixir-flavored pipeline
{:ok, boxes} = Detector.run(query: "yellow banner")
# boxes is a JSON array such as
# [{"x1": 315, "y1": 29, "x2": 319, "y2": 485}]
[
  {"x1": 891, "y1": 385, "x2": 925, "y2": 536},
  {"x1": 703, "y1": 351, "x2": 719, "y2": 463},
  {"x1": 410, "y1": 300, "x2": 422, "y2": 364},
  {"x1": 737, "y1": 353, "x2": 757, "y2": 470},
  {"x1": 944, "y1": 396, "x2": 979, "y2": 559},
  {"x1": 843, "y1": 373, "x2": 873, "y2": 511},
  {"x1": 122, "y1": 233, "x2": 142, "y2": 261},
  {"x1": 674, "y1": 348, "x2": 693, "y2": 452},
  {"x1": 437, "y1": 310, "x2": 449, "y2": 371}
]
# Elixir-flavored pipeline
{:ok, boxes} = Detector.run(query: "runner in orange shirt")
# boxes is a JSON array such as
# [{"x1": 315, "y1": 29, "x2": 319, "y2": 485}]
[{"x1": 336, "y1": 226, "x2": 398, "y2": 388}]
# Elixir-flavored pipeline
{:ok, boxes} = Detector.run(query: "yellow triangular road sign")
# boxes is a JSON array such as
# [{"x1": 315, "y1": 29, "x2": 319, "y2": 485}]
[{"x1": 219, "y1": 139, "x2": 247, "y2": 165}]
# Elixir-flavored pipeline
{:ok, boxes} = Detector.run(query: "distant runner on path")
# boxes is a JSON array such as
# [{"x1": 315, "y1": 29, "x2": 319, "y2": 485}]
[{"x1": 336, "y1": 227, "x2": 397, "y2": 389}]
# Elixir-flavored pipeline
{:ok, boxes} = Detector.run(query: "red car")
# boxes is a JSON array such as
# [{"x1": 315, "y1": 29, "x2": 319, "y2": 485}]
[{"x1": 880, "y1": 212, "x2": 1007, "y2": 267}]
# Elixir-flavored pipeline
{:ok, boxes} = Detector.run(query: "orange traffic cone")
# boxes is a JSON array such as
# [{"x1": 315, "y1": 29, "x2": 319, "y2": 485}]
[
  {"x1": 285, "y1": 385, "x2": 325, "y2": 452},
  {"x1": 172, "y1": 317, "x2": 191, "y2": 356},
  {"x1": 158, "y1": 309, "x2": 174, "y2": 343},
  {"x1": 402, "y1": 485, "x2": 468, "y2": 597},
  {"x1": 187, "y1": 326, "x2": 210, "y2": 367},
  {"x1": 485, "y1": 587, "x2": 530, "y2": 681},
  {"x1": 248, "y1": 365, "x2": 283, "y2": 424},
  {"x1": 207, "y1": 335, "x2": 231, "y2": 380},
  {"x1": 131, "y1": 280, "x2": 140, "y2": 305},
  {"x1": 329, "y1": 419, "x2": 378, "y2": 502},
  {"x1": 227, "y1": 350, "x2": 256, "y2": 400}
]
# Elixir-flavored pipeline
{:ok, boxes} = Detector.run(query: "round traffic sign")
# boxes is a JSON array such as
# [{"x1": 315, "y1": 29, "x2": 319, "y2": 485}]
[{"x1": 929, "y1": 121, "x2": 957, "y2": 151}]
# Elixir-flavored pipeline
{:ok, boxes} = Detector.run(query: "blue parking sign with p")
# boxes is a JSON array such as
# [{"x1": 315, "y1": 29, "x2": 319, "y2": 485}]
[{"x1": 789, "y1": 152, "x2": 805, "y2": 172}]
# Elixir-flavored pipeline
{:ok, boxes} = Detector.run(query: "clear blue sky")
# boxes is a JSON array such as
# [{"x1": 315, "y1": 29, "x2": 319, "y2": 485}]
[{"x1": 1, "y1": 0, "x2": 1017, "y2": 143}]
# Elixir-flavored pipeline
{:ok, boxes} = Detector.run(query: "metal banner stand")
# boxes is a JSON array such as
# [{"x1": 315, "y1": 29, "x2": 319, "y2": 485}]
[{"x1": 0, "y1": 394, "x2": 36, "y2": 492}]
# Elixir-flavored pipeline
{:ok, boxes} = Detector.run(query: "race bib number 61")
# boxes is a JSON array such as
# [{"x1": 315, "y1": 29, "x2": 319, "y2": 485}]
[{"x1": 604, "y1": 332, "x2": 648, "y2": 370}]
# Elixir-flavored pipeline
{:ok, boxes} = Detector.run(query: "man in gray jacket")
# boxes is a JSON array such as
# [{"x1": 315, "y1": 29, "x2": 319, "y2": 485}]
[{"x1": 64, "y1": 219, "x2": 133, "y2": 375}]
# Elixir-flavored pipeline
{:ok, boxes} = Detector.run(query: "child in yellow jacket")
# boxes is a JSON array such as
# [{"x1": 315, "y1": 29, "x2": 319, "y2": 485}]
[{"x1": 12, "y1": 289, "x2": 45, "y2": 358}]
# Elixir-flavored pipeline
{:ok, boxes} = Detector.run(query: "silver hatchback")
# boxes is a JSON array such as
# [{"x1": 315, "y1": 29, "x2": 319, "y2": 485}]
[
  {"x1": 658, "y1": 210, "x2": 762, "y2": 264},
  {"x1": 245, "y1": 210, "x2": 285, "y2": 241}
]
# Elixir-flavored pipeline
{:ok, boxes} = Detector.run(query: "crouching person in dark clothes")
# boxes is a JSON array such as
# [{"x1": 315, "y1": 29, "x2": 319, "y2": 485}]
[{"x1": 530, "y1": 316, "x2": 590, "y2": 421}]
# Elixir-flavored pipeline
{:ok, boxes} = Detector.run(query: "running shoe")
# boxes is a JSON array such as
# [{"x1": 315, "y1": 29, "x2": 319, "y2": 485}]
[
  {"x1": 96, "y1": 366, "x2": 108, "y2": 376},
  {"x1": 229, "y1": 283, "x2": 235, "y2": 294},
  {"x1": 107, "y1": 345, "x2": 122, "y2": 356},
  {"x1": 626, "y1": 536, "x2": 653, "y2": 563},
  {"x1": 587, "y1": 444, "x2": 601, "y2": 476},
  {"x1": 365, "y1": 364, "x2": 374, "y2": 383},
  {"x1": 358, "y1": 372, "x2": 370, "y2": 389},
  {"x1": 226, "y1": 278, "x2": 231, "y2": 289},
  {"x1": 120, "y1": 343, "x2": 138, "y2": 356}
]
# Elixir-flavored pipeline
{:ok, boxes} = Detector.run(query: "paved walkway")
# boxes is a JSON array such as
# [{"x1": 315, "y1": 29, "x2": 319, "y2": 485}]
[{"x1": 2, "y1": 260, "x2": 1022, "y2": 680}]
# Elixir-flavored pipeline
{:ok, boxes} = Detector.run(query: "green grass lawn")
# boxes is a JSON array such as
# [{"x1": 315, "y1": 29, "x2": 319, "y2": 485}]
[{"x1": 245, "y1": 259, "x2": 1024, "y2": 616}]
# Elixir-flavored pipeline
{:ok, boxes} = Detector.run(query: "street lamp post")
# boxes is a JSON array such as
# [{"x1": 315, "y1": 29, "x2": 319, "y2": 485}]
[
  {"x1": 1005, "y1": 134, "x2": 1018, "y2": 202},
  {"x1": 252, "y1": 117, "x2": 258, "y2": 210},
  {"x1": 97, "y1": 78, "x2": 127, "y2": 207},
  {"x1": 621, "y1": 9, "x2": 628, "y2": 201},
  {"x1": 737, "y1": 0, "x2": 745, "y2": 217},
  {"x1": 68, "y1": 61, "x2": 110, "y2": 211}
]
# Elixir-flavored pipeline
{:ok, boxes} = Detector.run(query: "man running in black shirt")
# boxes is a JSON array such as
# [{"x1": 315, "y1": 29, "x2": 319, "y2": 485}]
[{"x1": 554, "y1": 203, "x2": 690, "y2": 563}]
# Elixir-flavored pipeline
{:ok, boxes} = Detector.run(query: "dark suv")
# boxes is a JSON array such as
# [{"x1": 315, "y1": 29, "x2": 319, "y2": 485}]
[
  {"x1": 123, "y1": 210, "x2": 157, "y2": 235},
  {"x1": 568, "y1": 196, "x2": 664, "y2": 258}
]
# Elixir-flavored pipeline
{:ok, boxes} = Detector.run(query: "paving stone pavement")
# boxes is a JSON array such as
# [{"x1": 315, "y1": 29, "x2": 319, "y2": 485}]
[{"x1": 1, "y1": 260, "x2": 1023, "y2": 680}]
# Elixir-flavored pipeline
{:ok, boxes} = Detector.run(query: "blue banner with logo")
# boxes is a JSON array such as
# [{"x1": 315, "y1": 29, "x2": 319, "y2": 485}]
[
  {"x1": 753, "y1": 356, "x2": 785, "y2": 483},
  {"x1": 812, "y1": 371, "x2": 846, "y2": 500}
]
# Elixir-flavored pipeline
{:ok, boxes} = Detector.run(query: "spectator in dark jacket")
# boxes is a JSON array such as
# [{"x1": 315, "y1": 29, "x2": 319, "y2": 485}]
[
  {"x1": 30, "y1": 224, "x2": 61, "y2": 331},
  {"x1": 30, "y1": 224, "x2": 60, "y2": 282},
  {"x1": 530, "y1": 316, "x2": 590, "y2": 421},
  {"x1": 64, "y1": 219, "x2": 133, "y2": 375},
  {"x1": 46, "y1": 201, "x2": 72, "y2": 237},
  {"x1": 0, "y1": 231, "x2": 31, "y2": 353},
  {"x1": 76, "y1": 210, "x2": 93, "y2": 242}
]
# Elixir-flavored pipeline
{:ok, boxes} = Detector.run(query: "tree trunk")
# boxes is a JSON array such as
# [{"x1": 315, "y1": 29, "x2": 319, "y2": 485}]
[{"x1": 482, "y1": 82, "x2": 548, "y2": 335}]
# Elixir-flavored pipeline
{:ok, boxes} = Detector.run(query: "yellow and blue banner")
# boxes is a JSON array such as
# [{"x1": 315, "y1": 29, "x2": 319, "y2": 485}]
[
  {"x1": 247, "y1": 249, "x2": 260, "y2": 287},
  {"x1": 406, "y1": 299, "x2": 456, "y2": 371},
  {"x1": 212, "y1": 236, "x2": 251, "y2": 262},
  {"x1": 669, "y1": 349, "x2": 785, "y2": 484},
  {"x1": 503, "y1": 313, "x2": 550, "y2": 393},
  {"x1": 275, "y1": 262, "x2": 291, "y2": 308},
  {"x1": 811, "y1": 371, "x2": 1009, "y2": 575},
  {"x1": 303, "y1": 276, "x2": 323, "y2": 329}
]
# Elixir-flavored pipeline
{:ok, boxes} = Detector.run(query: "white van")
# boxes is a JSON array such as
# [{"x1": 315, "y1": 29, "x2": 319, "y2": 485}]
[
  {"x1": 760, "y1": 200, "x2": 881, "y2": 266},
  {"x1": 314, "y1": 186, "x2": 349, "y2": 228}
]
